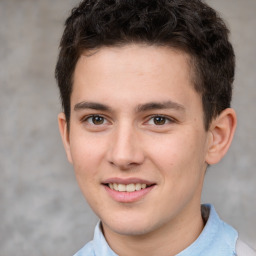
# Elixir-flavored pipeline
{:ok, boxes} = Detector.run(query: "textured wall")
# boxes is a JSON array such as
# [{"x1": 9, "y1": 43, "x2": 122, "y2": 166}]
[{"x1": 0, "y1": 0, "x2": 255, "y2": 255}]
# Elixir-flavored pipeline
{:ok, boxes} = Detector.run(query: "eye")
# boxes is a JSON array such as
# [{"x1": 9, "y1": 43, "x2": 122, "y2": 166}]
[
  {"x1": 147, "y1": 115, "x2": 173, "y2": 125},
  {"x1": 84, "y1": 115, "x2": 107, "y2": 125}
]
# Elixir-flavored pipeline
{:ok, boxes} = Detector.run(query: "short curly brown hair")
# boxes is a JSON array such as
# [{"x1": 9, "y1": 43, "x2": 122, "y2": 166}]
[{"x1": 55, "y1": 0, "x2": 235, "y2": 130}]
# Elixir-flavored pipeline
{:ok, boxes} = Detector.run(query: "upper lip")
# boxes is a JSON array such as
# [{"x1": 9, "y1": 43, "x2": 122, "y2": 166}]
[{"x1": 102, "y1": 177, "x2": 156, "y2": 185}]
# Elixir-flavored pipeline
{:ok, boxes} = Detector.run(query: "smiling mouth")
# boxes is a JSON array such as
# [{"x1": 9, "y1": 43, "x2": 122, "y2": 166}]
[{"x1": 105, "y1": 183, "x2": 154, "y2": 192}]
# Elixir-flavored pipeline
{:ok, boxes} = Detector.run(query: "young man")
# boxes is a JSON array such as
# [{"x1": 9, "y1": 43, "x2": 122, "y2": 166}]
[{"x1": 55, "y1": 0, "x2": 256, "y2": 255}]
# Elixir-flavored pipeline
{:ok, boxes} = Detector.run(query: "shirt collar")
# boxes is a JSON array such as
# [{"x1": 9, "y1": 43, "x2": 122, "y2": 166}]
[
  {"x1": 177, "y1": 204, "x2": 238, "y2": 256},
  {"x1": 93, "y1": 222, "x2": 118, "y2": 256}
]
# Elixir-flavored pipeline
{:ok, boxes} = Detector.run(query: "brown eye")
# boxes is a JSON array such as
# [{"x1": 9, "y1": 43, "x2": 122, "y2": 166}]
[
  {"x1": 153, "y1": 116, "x2": 167, "y2": 125},
  {"x1": 85, "y1": 115, "x2": 106, "y2": 125},
  {"x1": 92, "y1": 116, "x2": 104, "y2": 125}
]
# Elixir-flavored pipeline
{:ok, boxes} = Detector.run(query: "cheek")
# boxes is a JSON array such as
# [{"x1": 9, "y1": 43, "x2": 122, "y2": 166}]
[
  {"x1": 69, "y1": 134, "x2": 104, "y2": 177},
  {"x1": 69, "y1": 139, "x2": 102, "y2": 204},
  {"x1": 146, "y1": 130, "x2": 206, "y2": 179},
  {"x1": 151, "y1": 134, "x2": 206, "y2": 206},
  {"x1": 148, "y1": 133, "x2": 191, "y2": 164}
]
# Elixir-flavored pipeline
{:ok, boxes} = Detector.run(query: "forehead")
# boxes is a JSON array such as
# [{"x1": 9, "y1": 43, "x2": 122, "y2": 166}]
[
  {"x1": 76, "y1": 44, "x2": 193, "y2": 75},
  {"x1": 71, "y1": 44, "x2": 201, "y2": 111}
]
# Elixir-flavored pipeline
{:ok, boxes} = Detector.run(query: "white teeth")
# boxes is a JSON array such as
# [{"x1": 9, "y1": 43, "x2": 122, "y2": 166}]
[
  {"x1": 117, "y1": 184, "x2": 126, "y2": 192},
  {"x1": 126, "y1": 184, "x2": 136, "y2": 192},
  {"x1": 108, "y1": 183, "x2": 148, "y2": 192},
  {"x1": 135, "y1": 183, "x2": 142, "y2": 191}
]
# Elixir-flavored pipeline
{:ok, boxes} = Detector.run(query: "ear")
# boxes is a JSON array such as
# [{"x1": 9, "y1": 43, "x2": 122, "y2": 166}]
[
  {"x1": 58, "y1": 112, "x2": 73, "y2": 164},
  {"x1": 205, "y1": 108, "x2": 237, "y2": 165}
]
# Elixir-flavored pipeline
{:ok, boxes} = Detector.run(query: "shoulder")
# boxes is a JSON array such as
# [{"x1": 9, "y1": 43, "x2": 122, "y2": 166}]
[
  {"x1": 73, "y1": 240, "x2": 95, "y2": 256},
  {"x1": 236, "y1": 239, "x2": 256, "y2": 256}
]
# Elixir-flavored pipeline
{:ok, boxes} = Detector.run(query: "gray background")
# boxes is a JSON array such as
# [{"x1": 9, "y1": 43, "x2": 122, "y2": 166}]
[{"x1": 0, "y1": 0, "x2": 255, "y2": 255}]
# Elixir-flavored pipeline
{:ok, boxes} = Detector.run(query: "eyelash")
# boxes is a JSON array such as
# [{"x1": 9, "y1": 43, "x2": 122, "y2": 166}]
[
  {"x1": 146, "y1": 115, "x2": 175, "y2": 126},
  {"x1": 81, "y1": 115, "x2": 109, "y2": 125},
  {"x1": 81, "y1": 114, "x2": 175, "y2": 126}
]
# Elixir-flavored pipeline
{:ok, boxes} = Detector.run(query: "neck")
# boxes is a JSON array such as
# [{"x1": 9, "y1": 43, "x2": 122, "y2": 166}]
[{"x1": 102, "y1": 204, "x2": 204, "y2": 256}]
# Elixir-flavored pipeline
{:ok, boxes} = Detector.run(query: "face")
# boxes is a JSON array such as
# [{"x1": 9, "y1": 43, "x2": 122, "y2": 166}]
[{"x1": 59, "y1": 44, "x2": 212, "y2": 238}]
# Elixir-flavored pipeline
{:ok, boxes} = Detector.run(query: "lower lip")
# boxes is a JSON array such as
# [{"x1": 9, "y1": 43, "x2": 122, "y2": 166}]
[{"x1": 104, "y1": 185, "x2": 155, "y2": 203}]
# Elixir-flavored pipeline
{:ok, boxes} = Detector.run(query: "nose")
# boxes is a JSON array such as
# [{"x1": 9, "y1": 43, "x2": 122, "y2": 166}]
[{"x1": 107, "y1": 123, "x2": 145, "y2": 170}]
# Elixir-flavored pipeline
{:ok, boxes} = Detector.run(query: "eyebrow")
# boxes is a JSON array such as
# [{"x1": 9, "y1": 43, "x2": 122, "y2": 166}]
[
  {"x1": 74, "y1": 101, "x2": 111, "y2": 111},
  {"x1": 136, "y1": 101, "x2": 185, "y2": 112},
  {"x1": 73, "y1": 100, "x2": 185, "y2": 113}
]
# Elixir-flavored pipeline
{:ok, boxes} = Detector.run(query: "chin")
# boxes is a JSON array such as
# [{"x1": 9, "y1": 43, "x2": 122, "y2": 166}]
[
  {"x1": 109, "y1": 224, "x2": 152, "y2": 236},
  {"x1": 102, "y1": 214, "x2": 160, "y2": 237}
]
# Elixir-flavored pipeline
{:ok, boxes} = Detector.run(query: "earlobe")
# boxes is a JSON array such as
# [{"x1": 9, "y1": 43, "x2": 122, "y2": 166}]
[
  {"x1": 205, "y1": 108, "x2": 237, "y2": 165},
  {"x1": 58, "y1": 113, "x2": 73, "y2": 164}
]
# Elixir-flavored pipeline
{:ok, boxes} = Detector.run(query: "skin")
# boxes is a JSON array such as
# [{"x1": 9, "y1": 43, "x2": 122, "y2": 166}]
[{"x1": 58, "y1": 44, "x2": 236, "y2": 256}]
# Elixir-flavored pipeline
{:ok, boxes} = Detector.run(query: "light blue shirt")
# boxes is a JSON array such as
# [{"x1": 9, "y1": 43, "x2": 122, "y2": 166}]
[{"x1": 74, "y1": 204, "x2": 238, "y2": 256}]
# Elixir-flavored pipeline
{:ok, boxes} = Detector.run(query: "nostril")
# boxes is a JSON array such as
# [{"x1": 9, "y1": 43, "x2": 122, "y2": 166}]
[{"x1": 108, "y1": 159, "x2": 139, "y2": 170}]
